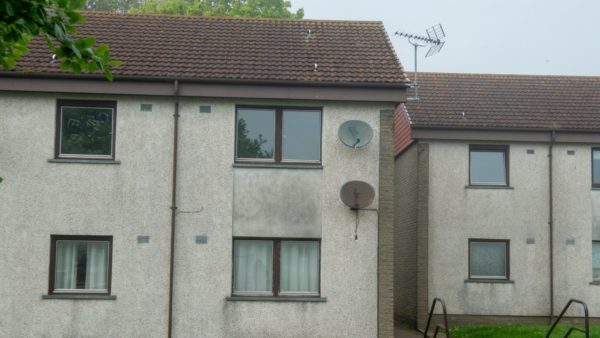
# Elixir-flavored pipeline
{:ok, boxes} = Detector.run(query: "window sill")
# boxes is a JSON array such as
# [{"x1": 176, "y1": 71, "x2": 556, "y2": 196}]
[
  {"x1": 48, "y1": 159, "x2": 121, "y2": 165},
  {"x1": 465, "y1": 279, "x2": 514, "y2": 284},
  {"x1": 465, "y1": 185, "x2": 514, "y2": 190},
  {"x1": 226, "y1": 296, "x2": 327, "y2": 302},
  {"x1": 589, "y1": 281, "x2": 600, "y2": 285},
  {"x1": 42, "y1": 294, "x2": 117, "y2": 300},
  {"x1": 232, "y1": 163, "x2": 323, "y2": 170}
]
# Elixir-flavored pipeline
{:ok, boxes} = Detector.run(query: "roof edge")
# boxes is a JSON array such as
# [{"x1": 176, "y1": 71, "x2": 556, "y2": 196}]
[{"x1": 411, "y1": 127, "x2": 600, "y2": 144}]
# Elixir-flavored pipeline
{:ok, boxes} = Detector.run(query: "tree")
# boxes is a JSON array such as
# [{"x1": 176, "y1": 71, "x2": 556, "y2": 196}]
[
  {"x1": 0, "y1": 0, "x2": 121, "y2": 80},
  {"x1": 85, "y1": 0, "x2": 141, "y2": 13},
  {"x1": 129, "y1": 0, "x2": 303, "y2": 18},
  {"x1": 236, "y1": 118, "x2": 273, "y2": 159}
]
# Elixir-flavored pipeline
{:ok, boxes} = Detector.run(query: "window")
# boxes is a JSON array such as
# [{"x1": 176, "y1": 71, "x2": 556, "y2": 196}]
[
  {"x1": 469, "y1": 145, "x2": 509, "y2": 186},
  {"x1": 56, "y1": 100, "x2": 116, "y2": 160},
  {"x1": 593, "y1": 148, "x2": 600, "y2": 187},
  {"x1": 49, "y1": 235, "x2": 112, "y2": 295},
  {"x1": 469, "y1": 239, "x2": 509, "y2": 280},
  {"x1": 232, "y1": 239, "x2": 320, "y2": 296},
  {"x1": 235, "y1": 106, "x2": 321, "y2": 163},
  {"x1": 593, "y1": 241, "x2": 600, "y2": 280}
]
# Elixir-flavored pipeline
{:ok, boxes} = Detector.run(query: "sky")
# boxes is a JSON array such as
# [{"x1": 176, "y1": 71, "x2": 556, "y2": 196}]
[{"x1": 290, "y1": 0, "x2": 600, "y2": 76}]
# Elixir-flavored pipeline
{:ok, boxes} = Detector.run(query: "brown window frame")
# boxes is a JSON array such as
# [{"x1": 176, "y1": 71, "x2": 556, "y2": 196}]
[
  {"x1": 592, "y1": 148, "x2": 600, "y2": 188},
  {"x1": 231, "y1": 237, "x2": 321, "y2": 297},
  {"x1": 468, "y1": 238, "x2": 510, "y2": 280},
  {"x1": 55, "y1": 99, "x2": 117, "y2": 160},
  {"x1": 48, "y1": 235, "x2": 113, "y2": 296},
  {"x1": 468, "y1": 144, "x2": 509, "y2": 186},
  {"x1": 234, "y1": 105, "x2": 322, "y2": 165}
]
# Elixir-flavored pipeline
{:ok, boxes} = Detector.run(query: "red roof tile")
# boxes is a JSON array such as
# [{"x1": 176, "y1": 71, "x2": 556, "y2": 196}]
[
  {"x1": 404, "y1": 72, "x2": 600, "y2": 131},
  {"x1": 11, "y1": 11, "x2": 407, "y2": 86}
]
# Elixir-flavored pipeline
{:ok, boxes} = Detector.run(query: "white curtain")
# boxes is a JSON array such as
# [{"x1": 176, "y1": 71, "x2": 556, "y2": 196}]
[
  {"x1": 85, "y1": 241, "x2": 108, "y2": 290},
  {"x1": 233, "y1": 240, "x2": 272, "y2": 292},
  {"x1": 280, "y1": 241, "x2": 319, "y2": 293},
  {"x1": 55, "y1": 241, "x2": 78, "y2": 289}
]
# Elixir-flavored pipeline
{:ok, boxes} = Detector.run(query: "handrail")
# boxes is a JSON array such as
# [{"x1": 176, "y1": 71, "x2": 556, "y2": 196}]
[
  {"x1": 546, "y1": 299, "x2": 589, "y2": 338},
  {"x1": 423, "y1": 297, "x2": 450, "y2": 338}
]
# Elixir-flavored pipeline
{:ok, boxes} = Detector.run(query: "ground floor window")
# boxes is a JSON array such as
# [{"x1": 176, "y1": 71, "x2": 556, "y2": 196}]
[
  {"x1": 233, "y1": 238, "x2": 320, "y2": 296},
  {"x1": 49, "y1": 235, "x2": 112, "y2": 294},
  {"x1": 469, "y1": 239, "x2": 509, "y2": 280}
]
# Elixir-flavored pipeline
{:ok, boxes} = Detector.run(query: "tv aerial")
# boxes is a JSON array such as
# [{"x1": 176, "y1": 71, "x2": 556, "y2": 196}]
[{"x1": 395, "y1": 24, "x2": 446, "y2": 100}]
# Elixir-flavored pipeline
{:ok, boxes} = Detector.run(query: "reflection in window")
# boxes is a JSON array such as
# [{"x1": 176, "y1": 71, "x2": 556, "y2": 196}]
[
  {"x1": 593, "y1": 149, "x2": 600, "y2": 187},
  {"x1": 469, "y1": 240, "x2": 508, "y2": 279},
  {"x1": 236, "y1": 108, "x2": 275, "y2": 160},
  {"x1": 593, "y1": 241, "x2": 600, "y2": 280},
  {"x1": 470, "y1": 147, "x2": 508, "y2": 186},
  {"x1": 60, "y1": 106, "x2": 114, "y2": 157},
  {"x1": 282, "y1": 110, "x2": 321, "y2": 161}
]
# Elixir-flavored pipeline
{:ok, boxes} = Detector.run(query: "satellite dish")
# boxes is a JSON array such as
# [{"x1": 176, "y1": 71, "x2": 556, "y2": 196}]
[
  {"x1": 340, "y1": 181, "x2": 375, "y2": 209},
  {"x1": 338, "y1": 120, "x2": 373, "y2": 148}
]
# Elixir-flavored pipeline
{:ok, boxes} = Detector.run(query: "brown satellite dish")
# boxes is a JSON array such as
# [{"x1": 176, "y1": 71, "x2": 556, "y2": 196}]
[{"x1": 340, "y1": 181, "x2": 375, "y2": 209}]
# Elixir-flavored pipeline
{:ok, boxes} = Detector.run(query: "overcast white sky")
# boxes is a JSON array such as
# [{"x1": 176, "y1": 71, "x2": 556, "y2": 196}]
[{"x1": 291, "y1": 0, "x2": 600, "y2": 76}]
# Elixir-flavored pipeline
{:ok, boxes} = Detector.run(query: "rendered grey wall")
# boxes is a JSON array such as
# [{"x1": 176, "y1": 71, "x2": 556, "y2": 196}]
[
  {"x1": 0, "y1": 93, "x2": 174, "y2": 337},
  {"x1": 0, "y1": 92, "x2": 392, "y2": 337},
  {"x1": 426, "y1": 141, "x2": 551, "y2": 317}
]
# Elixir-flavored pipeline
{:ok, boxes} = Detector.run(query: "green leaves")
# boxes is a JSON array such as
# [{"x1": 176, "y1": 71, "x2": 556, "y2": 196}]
[
  {"x1": 0, "y1": 0, "x2": 121, "y2": 81},
  {"x1": 130, "y1": 0, "x2": 304, "y2": 19}
]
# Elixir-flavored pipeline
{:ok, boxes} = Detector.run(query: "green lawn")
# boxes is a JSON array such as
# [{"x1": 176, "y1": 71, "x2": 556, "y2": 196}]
[{"x1": 448, "y1": 324, "x2": 600, "y2": 338}]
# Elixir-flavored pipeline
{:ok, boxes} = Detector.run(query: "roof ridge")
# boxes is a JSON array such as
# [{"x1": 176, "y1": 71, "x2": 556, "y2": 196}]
[
  {"x1": 77, "y1": 10, "x2": 383, "y2": 24},
  {"x1": 415, "y1": 71, "x2": 600, "y2": 79}
]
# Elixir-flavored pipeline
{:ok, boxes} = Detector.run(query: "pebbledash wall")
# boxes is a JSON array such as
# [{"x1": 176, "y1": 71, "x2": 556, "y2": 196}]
[
  {"x1": 396, "y1": 138, "x2": 600, "y2": 327},
  {"x1": 0, "y1": 92, "x2": 392, "y2": 337}
]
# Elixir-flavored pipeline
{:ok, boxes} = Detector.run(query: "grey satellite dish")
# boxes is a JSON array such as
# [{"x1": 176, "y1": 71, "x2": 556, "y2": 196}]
[
  {"x1": 338, "y1": 120, "x2": 373, "y2": 148},
  {"x1": 340, "y1": 181, "x2": 375, "y2": 209}
]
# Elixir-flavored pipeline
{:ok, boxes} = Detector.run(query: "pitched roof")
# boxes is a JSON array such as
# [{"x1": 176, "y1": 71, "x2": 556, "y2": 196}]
[
  {"x1": 11, "y1": 11, "x2": 407, "y2": 86},
  {"x1": 404, "y1": 72, "x2": 600, "y2": 131}
]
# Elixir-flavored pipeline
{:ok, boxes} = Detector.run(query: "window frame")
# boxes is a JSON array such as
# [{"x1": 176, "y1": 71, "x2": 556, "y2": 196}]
[
  {"x1": 468, "y1": 144, "x2": 509, "y2": 187},
  {"x1": 593, "y1": 240, "x2": 600, "y2": 281},
  {"x1": 231, "y1": 237, "x2": 321, "y2": 297},
  {"x1": 592, "y1": 148, "x2": 600, "y2": 188},
  {"x1": 234, "y1": 105, "x2": 322, "y2": 165},
  {"x1": 468, "y1": 238, "x2": 510, "y2": 280},
  {"x1": 55, "y1": 99, "x2": 117, "y2": 160},
  {"x1": 48, "y1": 235, "x2": 113, "y2": 296}
]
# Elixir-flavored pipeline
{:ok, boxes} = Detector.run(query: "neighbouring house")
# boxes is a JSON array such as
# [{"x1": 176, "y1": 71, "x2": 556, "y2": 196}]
[
  {"x1": 0, "y1": 12, "x2": 407, "y2": 337},
  {"x1": 394, "y1": 72, "x2": 600, "y2": 329}
]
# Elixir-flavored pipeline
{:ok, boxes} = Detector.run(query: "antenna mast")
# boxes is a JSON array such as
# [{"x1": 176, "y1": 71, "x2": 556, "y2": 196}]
[{"x1": 395, "y1": 24, "x2": 446, "y2": 101}]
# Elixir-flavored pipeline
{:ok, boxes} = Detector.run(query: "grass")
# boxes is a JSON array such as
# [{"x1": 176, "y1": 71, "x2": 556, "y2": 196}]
[{"x1": 448, "y1": 324, "x2": 600, "y2": 338}]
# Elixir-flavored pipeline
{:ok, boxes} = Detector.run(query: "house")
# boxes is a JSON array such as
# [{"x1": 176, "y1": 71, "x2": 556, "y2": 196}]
[
  {"x1": 0, "y1": 12, "x2": 408, "y2": 337},
  {"x1": 394, "y1": 72, "x2": 600, "y2": 328}
]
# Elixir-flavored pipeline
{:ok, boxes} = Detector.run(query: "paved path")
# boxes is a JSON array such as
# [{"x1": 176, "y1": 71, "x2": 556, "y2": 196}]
[{"x1": 394, "y1": 322, "x2": 422, "y2": 338}]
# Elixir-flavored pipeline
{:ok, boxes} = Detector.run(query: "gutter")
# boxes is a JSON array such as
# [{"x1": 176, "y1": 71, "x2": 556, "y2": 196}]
[
  {"x1": 168, "y1": 80, "x2": 180, "y2": 338},
  {"x1": 548, "y1": 130, "x2": 556, "y2": 322}
]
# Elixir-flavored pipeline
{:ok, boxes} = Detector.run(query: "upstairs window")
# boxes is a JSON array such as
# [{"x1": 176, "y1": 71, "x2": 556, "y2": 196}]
[
  {"x1": 235, "y1": 106, "x2": 321, "y2": 163},
  {"x1": 593, "y1": 148, "x2": 600, "y2": 188},
  {"x1": 469, "y1": 145, "x2": 509, "y2": 186},
  {"x1": 469, "y1": 239, "x2": 509, "y2": 280},
  {"x1": 49, "y1": 235, "x2": 112, "y2": 295},
  {"x1": 593, "y1": 241, "x2": 600, "y2": 281},
  {"x1": 56, "y1": 100, "x2": 116, "y2": 160}
]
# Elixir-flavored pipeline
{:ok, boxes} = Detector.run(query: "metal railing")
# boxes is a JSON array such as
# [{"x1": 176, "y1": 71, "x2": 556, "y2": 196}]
[
  {"x1": 423, "y1": 297, "x2": 450, "y2": 338},
  {"x1": 546, "y1": 299, "x2": 589, "y2": 338}
]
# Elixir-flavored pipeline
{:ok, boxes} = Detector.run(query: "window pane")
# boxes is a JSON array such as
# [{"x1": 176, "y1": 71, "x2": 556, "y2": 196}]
[
  {"x1": 470, "y1": 241, "x2": 507, "y2": 278},
  {"x1": 233, "y1": 240, "x2": 273, "y2": 293},
  {"x1": 470, "y1": 150, "x2": 506, "y2": 185},
  {"x1": 55, "y1": 240, "x2": 109, "y2": 290},
  {"x1": 280, "y1": 241, "x2": 319, "y2": 293},
  {"x1": 593, "y1": 242, "x2": 600, "y2": 280},
  {"x1": 60, "y1": 107, "x2": 113, "y2": 156},
  {"x1": 236, "y1": 109, "x2": 275, "y2": 159},
  {"x1": 593, "y1": 151, "x2": 600, "y2": 185},
  {"x1": 282, "y1": 110, "x2": 321, "y2": 161}
]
